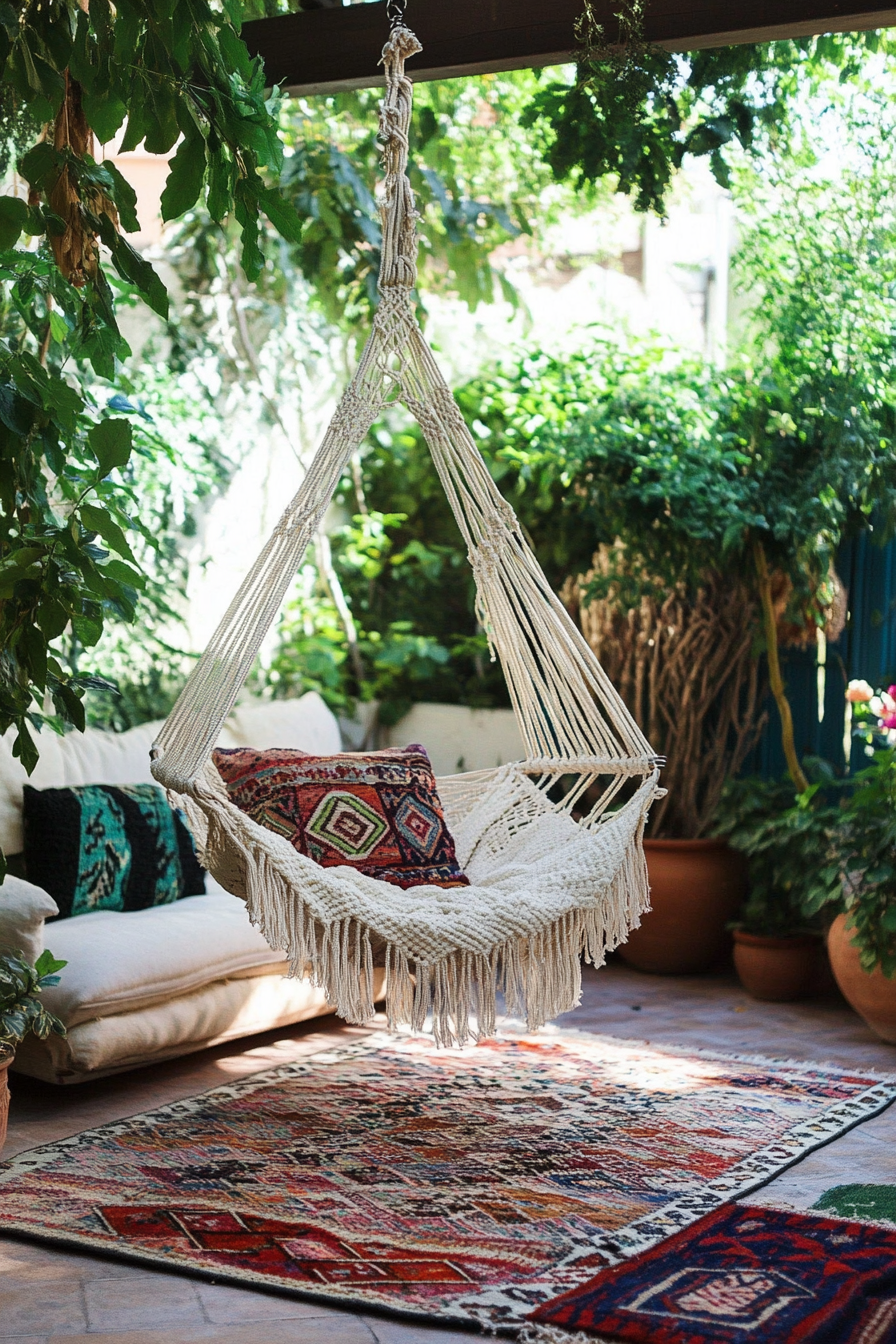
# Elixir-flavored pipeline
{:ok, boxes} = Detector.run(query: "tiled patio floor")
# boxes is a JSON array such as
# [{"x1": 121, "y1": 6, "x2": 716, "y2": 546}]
[{"x1": 2, "y1": 959, "x2": 895, "y2": 1342}]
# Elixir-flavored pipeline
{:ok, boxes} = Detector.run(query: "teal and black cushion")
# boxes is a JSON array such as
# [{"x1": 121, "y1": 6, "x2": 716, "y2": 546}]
[{"x1": 22, "y1": 783, "x2": 206, "y2": 920}]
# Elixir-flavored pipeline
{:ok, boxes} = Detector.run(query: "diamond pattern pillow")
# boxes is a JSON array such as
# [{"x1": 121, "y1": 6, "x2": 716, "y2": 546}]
[{"x1": 212, "y1": 744, "x2": 469, "y2": 890}]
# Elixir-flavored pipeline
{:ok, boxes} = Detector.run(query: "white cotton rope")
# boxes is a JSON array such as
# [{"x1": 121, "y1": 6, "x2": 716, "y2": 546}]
[{"x1": 151, "y1": 26, "x2": 664, "y2": 1045}]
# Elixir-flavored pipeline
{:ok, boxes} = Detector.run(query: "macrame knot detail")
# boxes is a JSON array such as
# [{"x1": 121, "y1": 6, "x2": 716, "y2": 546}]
[
  {"x1": 431, "y1": 385, "x2": 470, "y2": 435},
  {"x1": 381, "y1": 25, "x2": 422, "y2": 69},
  {"x1": 374, "y1": 288, "x2": 416, "y2": 345},
  {"x1": 412, "y1": 402, "x2": 450, "y2": 447},
  {"x1": 330, "y1": 386, "x2": 377, "y2": 443},
  {"x1": 377, "y1": 26, "x2": 421, "y2": 294},
  {"x1": 470, "y1": 530, "x2": 508, "y2": 584}
]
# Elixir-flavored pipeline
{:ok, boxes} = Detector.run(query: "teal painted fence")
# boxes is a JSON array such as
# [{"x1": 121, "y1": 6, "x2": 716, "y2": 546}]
[{"x1": 747, "y1": 533, "x2": 896, "y2": 778}]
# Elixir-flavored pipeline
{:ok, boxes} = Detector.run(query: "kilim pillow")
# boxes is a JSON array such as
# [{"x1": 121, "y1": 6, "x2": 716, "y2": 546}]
[
  {"x1": 22, "y1": 784, "x2": 206, "y2": 921},
  {"x1": 213, "y1": 744, "x2": 470, "y2": 890}
]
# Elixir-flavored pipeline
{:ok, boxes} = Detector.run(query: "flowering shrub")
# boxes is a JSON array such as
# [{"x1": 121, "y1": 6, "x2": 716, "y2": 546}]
[{"x1": 846, "y1": 680, "x2": 896, "y2": 749}]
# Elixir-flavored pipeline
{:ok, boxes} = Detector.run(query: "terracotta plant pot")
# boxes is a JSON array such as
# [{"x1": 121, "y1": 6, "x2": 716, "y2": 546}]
[
  {"x1": 828, "y1": 913, "x2": 896, "y2": 1044},
  {"x1": 0, "y1": 1053, "x2": 10, "y2": 1154},
  {"x1": 619, "y1": 839, "x2": 748, "y2": 975},
  {"x1": 733, "y1": 930, "x2": 820, "y2": 1002}
]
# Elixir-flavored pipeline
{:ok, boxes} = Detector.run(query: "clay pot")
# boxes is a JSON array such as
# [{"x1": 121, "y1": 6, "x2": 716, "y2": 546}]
[
  {"x1": 828, "y1": 913, "x2": 896, "y2": 1044},
  {"x1": 619, "y1": 839, "x2": 748, "y2": 975},
  {"x1": 0, "y1": 1053, "x2": 10, "y2": 1153},
  {"x1": 733, "y1": 931, "x2": 820, "y2": 1002}
]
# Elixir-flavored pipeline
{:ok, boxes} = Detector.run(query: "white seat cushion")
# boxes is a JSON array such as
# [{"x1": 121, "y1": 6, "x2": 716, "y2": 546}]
[
  {"x1": 0, "y1": 692, "x2": 341, "y2": 855},
  {"x1": 40, "y1": 887, "x2": 286, "y2": 1027},
  {"x1": 13, "y1": 973, "x2": 338, "y2": 1083}
]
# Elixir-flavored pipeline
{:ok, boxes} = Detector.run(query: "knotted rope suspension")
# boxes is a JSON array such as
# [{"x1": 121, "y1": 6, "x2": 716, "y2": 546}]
[{"x1": 150, "y1": 23, "x2": 664, "y2": 1045}]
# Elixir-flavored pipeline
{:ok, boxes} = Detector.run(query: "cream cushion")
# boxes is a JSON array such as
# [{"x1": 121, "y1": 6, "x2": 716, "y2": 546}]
[
  {"x1": 0, "y1": 692, "x2": 347, "y2": 1084},
  {"x1": 13, "y1": 972, "x2": 340, "y2": 1083},
  {"x1": 0, "y1": 875, "x2": 59, "y2": 964},
  {"x1": 218, "y1": 696, "x2": 341, "y2": 755},
  {"x1": 38, "y1": 883, "x2": 287, "y2": 1027},
  {"x1": 0, "y1": 691, "x2": 341, "y2": 856}
]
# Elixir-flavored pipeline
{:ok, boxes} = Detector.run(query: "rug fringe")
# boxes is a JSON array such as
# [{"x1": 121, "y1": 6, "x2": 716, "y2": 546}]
[
  {"x1": 194, "y1": 777, "x2": 653, "y2": 1047},
  {"x1": 519, "y1": 1325, "x2": 614, "y2": 1344}
]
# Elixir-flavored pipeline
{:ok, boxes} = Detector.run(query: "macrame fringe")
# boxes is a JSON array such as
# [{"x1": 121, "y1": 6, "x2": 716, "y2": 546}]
[{"x1": 198, "y1": 788, "x2": 652, "y2": 1049}]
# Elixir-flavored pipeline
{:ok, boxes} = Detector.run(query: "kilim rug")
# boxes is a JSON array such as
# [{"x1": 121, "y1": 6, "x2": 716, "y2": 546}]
[
  {"x1": 2, "y1": 1030, "x2": 895, "y2": 1331},
  {"x1": 528, "y1": 1203, "x2": 896, "y2": 1343}
]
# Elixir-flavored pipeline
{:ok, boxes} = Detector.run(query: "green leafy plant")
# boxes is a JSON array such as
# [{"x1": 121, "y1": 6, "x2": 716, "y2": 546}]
[
  {"x1": 716, "y1": 750, "x2": 896, "y2": 976},
  {"x1": 525, "y1": 4, "x2": 896, "y2": 215},
  {"x1": 809, "y1": 750, "x2": 896, "y2": 978},
  {"x1": 0, "y1": 0, "x2": 305, "y2": 875},
  {"x1": 0, "y1": 948, "x2": 67, "y2": 1059},
  {"x1": 713, "y1": 769, "x2": 841, "y2": 937}
]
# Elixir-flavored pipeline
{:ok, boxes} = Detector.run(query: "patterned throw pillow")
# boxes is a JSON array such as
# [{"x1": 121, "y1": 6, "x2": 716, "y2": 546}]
[
  {"x1": 22, "y1": 783, "x2": 206, "y2": 921},
  {"x1": 213, "y1": 744, "x2": 469, "y2": 890}
]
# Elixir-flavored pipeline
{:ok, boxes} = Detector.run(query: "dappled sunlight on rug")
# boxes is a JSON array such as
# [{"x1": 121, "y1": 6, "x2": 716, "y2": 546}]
[{"x1": 1, "y1": 1031, "x2": 894, "y2": 1329}]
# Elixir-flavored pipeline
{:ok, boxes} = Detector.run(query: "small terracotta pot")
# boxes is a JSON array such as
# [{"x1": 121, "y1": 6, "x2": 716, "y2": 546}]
[
  {"x1": 733, "y1": 931, "x2": 820, "y2": 1002},
  {"x1": 0, "y1": 1053, "x2": 10, "y2": 1153},
  {"x1": 828, "y1": 913, "x2": 896, "y2": 1044},
  {"x1": 619, "y1": 839, "x2": 748, "y2": 975}
]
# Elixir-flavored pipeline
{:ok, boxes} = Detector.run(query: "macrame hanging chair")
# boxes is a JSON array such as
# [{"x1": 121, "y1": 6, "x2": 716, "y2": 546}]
[{"x1": 151, "y1": 20, "x2": 665, "y2": 1045}]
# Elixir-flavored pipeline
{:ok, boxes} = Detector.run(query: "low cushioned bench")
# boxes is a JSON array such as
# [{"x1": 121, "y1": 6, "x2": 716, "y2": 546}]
[{"x1": 0, "y1": 695, "x2": 363, "y2": 1084}]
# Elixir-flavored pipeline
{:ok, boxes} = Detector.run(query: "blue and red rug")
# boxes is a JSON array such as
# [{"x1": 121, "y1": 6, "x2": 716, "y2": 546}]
[
  {"x1": 529, "y1": 1201, "x2": 896, "y2": 1342},
  {"x1": 1, "y1": 1030, "x2": 894, "y2": 1330}
]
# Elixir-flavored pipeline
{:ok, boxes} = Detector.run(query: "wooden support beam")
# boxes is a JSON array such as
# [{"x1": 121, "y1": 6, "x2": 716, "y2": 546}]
[{"x1": 242, "y1": 0, "x2": 896, "y2": 96}]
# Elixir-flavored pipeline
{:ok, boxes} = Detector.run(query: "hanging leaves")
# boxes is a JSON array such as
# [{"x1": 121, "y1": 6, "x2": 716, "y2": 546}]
[
  {"x1": 525, "y1": 11, "x2": 896, "y2": 215},
  {"x1": 0, "y1": 0, "x2": 304, "y2": 870}
]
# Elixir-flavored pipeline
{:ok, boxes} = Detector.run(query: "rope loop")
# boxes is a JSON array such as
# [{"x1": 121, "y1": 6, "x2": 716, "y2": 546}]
[{"x1": 377, "y1": 26, "x2": 422, "y2": 294}]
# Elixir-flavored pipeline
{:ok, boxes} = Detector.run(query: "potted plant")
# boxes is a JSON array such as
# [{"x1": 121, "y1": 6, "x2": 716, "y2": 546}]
[
  {"x1": 801, "y1": 731, "x2": 896, "y2": 1043},
  {"x1": 712, "y1": 773, "x2": 837, "y2": 1000},
  {"x1": 713, "y1": 683, "x2": 896, "y2": 1022},
  {"x1": 0, "y1": 950, "x2": 66, "y2": 1151}
]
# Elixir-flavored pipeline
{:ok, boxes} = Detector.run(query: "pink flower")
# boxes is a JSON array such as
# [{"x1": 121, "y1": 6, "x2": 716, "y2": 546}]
[
  {"x1": 846, "y1": 680, "x2": 874, "y2": 704},
  {"x1": 882, "y1": 713, "x2": 896, "y2": 730}
]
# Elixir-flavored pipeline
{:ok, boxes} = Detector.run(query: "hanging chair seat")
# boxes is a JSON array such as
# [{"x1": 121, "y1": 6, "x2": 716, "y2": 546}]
[{"x1": 151, "y1": 27, "x2": 664, "y2": 1045}]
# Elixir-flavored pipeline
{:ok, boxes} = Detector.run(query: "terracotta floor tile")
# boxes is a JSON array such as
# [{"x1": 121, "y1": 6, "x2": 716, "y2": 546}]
[
  {"x1": 57, "y1": 1318, "x2": 377, "y2": 1343},
  {"x1": 82, "y1": 1276, "x2": 204, "y2": 1332},
  {"x1": 362, "y1": 1315, "x2": 480, "y2": 1343},
  {"x1": 195, "y1": 1281, "x2": 346, "y2": 1324},
  {"x1": 0, "y1": 1241, "x2": 150, "y2": 1285},
  {"x1": 0, "y1": 1283, "x2": 86, "y2": 1337}
]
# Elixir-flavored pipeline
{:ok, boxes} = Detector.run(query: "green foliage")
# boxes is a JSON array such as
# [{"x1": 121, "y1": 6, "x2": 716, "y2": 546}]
[
  {"x1": 715, "y1": 751, "x2": 896, "y2": 976},
  {"x1": 713, "y1": 768, "x2": 842, "y2": 937},
  {"x1": 266, "y1": 501, "x2": 505, "y2": 725},
  {"x1": 821, "y1": 750, "x2": 896, "y2": 979},
  {"x1": 0, "y1": 0, "x2": 304, "y2": 871},
  {"x1": 182, "y1": 68, "x2": 590, "y2": 332},
  {"x1": 0, "y1": 948, "x2": 67, "y2": 1057},
  {"x1": 74, "y1": 364, "x2": 234, "y2": 731},
  {"x1": 525, "y1": 15, "x2": 896, "y2": 215}
]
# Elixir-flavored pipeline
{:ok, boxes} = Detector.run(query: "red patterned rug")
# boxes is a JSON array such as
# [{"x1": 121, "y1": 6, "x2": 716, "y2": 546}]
[
  {"x1": 2, "y1": 1030, "x2": 894, "y2": 1330},
  {"x1": 529, "y1": 1202, "x2": 896, "y2": 1342}
]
